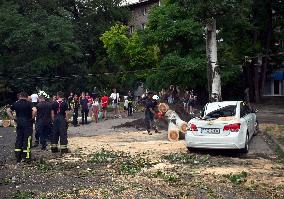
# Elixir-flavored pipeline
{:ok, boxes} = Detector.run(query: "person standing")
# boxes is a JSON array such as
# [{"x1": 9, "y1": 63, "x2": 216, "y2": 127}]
[
  {"x1": 80, "y1": 93, "x2": 89, "y2": 124},
  {"x1": 31, "y1": 92, "x2": 40, "y2": 147},
  {"x1": 67, "y1": 92, "x2": 74, "y2": 110},
  {"x1": 144, "y1": 91, "x2": 157, "y2": 135},
  {"x1": 110, "y1": 88, "x2": 120, "y2": 118},
  {"x1": 70, "y1": 94, "x2": 79, "y2": 127},
  {"x1": 127, "y1": 91, "x2": 134, "y2": 116},
  {"x1": 101, "y1": 92, "x2": 109, "y2": 120},
  {"x1": 86, "y1": 92, "x2": 93, "y2": 117},
  {"x1": 92, "y1": 98, "x2": 100, "y2": 123},
  {"x1": 35, "y1": 95, "x2": 52, "y2": 150},
  {"x1": 6, "y1": 92, "x2": 36, "y2": 163},
  {"x1": 50, "y1": 91, "x2": 69, "y2": 154}
]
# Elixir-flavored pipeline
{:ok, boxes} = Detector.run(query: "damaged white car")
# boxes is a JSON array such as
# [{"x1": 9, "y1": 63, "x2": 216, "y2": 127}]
[{"x1": 185, "y1": 101, "x2": 258, "y2": 153}]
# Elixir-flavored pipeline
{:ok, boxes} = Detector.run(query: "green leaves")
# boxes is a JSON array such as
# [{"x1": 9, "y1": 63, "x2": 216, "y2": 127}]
[{"x1": 101, "y1": 24, "x2": 160, "y2": 70}]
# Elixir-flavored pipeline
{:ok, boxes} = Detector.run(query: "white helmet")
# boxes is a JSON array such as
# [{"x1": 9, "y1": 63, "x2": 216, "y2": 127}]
[{"x1": 152, "y1": 95, "x2": 159, "y2": 100}]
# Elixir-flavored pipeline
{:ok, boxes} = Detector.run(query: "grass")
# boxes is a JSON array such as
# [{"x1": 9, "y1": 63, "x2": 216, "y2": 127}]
[
  {"x1": 119, "y1": 156, "x2": 152, "y2": 175},
  {"x1": 89, "y1": 149, "x2": 154, "y2": 175},
  {"x1": 152, "y1": 170, "x2": 178, "y2": 183},
  {"x1": 12, "y1": 191, "x2": 35, "y2": 199},
  {"x1": 89, "y1": 149, "x2": 125, "y2": 164},
  {"x1": 0, "y1": 177, "x2": 13, "y2": 185},
  {"x1": 36, "y1": 159, "x2": 53, "y2": 172},
  {"x1": 223, "y1": 171, "x2": 248, "y2": 184}
]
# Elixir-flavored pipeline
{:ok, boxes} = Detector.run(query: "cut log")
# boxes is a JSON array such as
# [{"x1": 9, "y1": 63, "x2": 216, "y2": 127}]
[
  {"x1": 168, "y1": 122, "x2": 179, "y2": 141},
  {"x1": 2, "y1": 120, "x2": 11, "y2": 128},
  {"x1": 158, "y1": 103, "x2": 169, "y2": 113},
  {"x1": 165, "y1": 110, "x2": 187, "y2": 133}
]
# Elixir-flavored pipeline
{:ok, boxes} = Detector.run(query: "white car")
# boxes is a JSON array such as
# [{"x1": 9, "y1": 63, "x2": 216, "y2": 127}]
[{"x1": 185, "y1": 101, "x2": 258, "y2": 153}]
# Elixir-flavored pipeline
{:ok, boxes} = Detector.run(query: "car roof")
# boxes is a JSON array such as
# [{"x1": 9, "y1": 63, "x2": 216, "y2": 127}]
[{"x1": 204, "y1": 101, "x2": 242, "y2": 116}]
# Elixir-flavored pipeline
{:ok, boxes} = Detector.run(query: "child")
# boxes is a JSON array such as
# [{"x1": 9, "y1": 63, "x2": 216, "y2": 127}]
[
  {"x1": 92, "y1": 98, "x2": 100, "y2": 123},
  {"x1": 123, "y1": 96, "x2": 129, "y2": 118}
]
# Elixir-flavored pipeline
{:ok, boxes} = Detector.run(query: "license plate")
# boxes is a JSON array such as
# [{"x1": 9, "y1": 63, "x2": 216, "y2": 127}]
[{"x1": 201, "y1": 128, "x2": 220, "y2": 134}]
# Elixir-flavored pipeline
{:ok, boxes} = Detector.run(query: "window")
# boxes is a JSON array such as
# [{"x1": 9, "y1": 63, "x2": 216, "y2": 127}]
[{"x1": 203, "y1": 105, "x2": 236, "y2": 119}]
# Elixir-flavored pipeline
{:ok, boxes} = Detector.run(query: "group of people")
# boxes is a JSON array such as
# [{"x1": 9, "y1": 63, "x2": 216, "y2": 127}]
[
  {"x1": 159, "y1": 85, "x2": 198, "y2": 114},
  {"x1": 5, "y1": 88, "x2": 139, "y2": 163},
  {"x1": 7, "y1": 91, "x2": 69, "y2": 163},
  {"x1": 67, "y1": 88, "x2": 135, "y2": 126},
  {"x1": 5, "y1": 85, "x2": 195, "y2": 163}
]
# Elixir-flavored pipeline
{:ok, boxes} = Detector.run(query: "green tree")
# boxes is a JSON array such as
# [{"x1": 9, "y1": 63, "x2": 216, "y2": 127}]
[{"x1": 101, "y1": 24, "x2": 160, "y2": 71}]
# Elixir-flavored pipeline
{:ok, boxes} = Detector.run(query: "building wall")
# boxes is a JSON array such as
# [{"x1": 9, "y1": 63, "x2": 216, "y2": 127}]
[{"x1": 127, "y1": 0, "x2": 159, "y2": 33}]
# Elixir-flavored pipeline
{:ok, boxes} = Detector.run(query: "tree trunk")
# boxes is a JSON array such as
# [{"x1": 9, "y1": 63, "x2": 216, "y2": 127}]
[
  {"x1": 260, "y1": 0, "x2": 273, "y2": 99},
  {"x1": 206, "y1": 19, "x2": 221, "y2": 102}
]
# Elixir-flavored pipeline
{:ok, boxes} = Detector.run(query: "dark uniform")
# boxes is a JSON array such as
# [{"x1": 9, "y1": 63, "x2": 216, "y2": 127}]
[
  {"x1": 127, "y1": 95, "x2": 134, "y2": 116},
  {"x1": 36, "y1": 101, "x2": 52, "y2": 149},
  {"x1": 144, "y1": 98, "x2": 158, "y2": 133},
  {"x1": 70, "y1": 98, "x2": 79, "y2": 126},
  {"x1": 80, "y1": 98, "x2": 89, "y2": 124},
  {"x1": 11, "y1": 99, "x2": 33, "y2": 162},
  {"x1": 51, "y1": 100, "x2": 68, "y2": 153}
]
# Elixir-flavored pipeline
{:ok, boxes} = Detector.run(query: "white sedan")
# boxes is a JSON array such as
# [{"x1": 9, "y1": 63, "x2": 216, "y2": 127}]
[{"x1": 185, "y1": 101, "x2": 258, "y2": 153}]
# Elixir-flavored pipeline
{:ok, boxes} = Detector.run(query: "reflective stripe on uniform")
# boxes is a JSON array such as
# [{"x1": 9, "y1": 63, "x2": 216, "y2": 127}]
[
  {"x1": 50, "y1": 144, "x2": 58, "y2": 148},
  {"x1": 15, "y1": 149, "x2": 22, "y2": 152},
  {"x1": 60, "y1": 145, "x2": 68, "y2": 149},
  {"x1": 25, "y1": 136, "x2": 32, "y2": 159}
]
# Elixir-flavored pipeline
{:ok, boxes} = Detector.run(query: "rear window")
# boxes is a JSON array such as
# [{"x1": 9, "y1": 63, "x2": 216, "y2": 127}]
[{"x1": 203, "y1": 105, "x2": 236, "y2": 120}]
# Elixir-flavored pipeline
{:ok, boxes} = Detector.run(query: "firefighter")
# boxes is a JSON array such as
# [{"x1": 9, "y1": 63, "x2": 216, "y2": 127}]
[
  {"x1": 6, "y1": 92, "x2": 36, "y2": 163},
  {"x1": 50, "y1": 91, "x2": 69, "y2": 154},
  {"x1": 35, "y1": 95, "x2": 53, "y2": 150},
  {"x1": 143, "y1": 91, "x2": 159, "y2": 135}
]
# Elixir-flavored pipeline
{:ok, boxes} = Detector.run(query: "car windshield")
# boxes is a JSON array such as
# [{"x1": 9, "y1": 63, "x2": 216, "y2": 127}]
[{"x1": 203, "y1": 105, "x2": 236, "y2": 120}]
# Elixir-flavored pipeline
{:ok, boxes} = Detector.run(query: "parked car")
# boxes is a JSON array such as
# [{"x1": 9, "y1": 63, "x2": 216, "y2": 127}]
[{"x1": 185, "y1": 101, "x2": 258, "y2": 153}]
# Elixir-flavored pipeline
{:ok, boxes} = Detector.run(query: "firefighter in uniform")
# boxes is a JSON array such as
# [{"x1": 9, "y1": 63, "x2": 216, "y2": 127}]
[
  {"x1": 7, "y1": 92, "x2": 36, "y2": 163},
  {"x1": 50, "y1": 91, "x2": 69, "y2": 154},
  {"x1": 35, "y1": 95, "x2": 53, "y2": 150}
]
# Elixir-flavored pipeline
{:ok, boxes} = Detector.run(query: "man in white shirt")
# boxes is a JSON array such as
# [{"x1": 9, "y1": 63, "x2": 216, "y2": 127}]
[{"x1": 110, "y1": 88, "x2": 121, "y2": 118}]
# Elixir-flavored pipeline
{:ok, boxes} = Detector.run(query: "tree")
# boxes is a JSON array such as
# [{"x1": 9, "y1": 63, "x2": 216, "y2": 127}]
[{"x1": 100, "y1": 24, "x2": 160, "y2": 70}]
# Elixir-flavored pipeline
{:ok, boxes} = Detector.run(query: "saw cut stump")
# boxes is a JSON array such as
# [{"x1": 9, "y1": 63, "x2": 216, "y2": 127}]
[
  {"x1": 168, "y1": 122, "x2": 179, "y2": 141},
  {"x1": 2, "y1": 120, "x2": 11, "y2": 128}
]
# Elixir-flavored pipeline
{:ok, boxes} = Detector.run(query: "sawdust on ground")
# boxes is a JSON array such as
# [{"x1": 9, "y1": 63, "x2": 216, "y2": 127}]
[{"x1": 69, "y1": 131, "x2": 187, "y2": 158}]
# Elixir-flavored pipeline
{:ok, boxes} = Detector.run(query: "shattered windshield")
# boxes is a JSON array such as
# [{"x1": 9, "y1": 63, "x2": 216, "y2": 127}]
[{"x1": 203, "y1": 105, "x2": 237, "y2": 120}]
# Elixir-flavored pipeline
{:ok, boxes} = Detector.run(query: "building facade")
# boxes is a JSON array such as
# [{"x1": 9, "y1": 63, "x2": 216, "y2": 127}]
[{"x1": 126, "y1": 0, "x2": 160, "y2": 33}]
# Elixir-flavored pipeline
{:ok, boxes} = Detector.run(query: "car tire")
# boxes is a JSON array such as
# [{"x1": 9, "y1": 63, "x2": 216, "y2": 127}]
[
  {"x1": 241, "y1": 133, "x2": 249, "y2": 154},
  {"x1": 253, "y1": 120, "x2": 259, "y2": 136},
  {"x1": 187, "y1": 147, "x2": 194, "y2": 153}
]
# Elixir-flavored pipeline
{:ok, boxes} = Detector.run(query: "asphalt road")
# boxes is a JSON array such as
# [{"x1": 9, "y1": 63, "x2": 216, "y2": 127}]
[{"x1": 0, "y1": 119, "x2": 274, "y2": 165}]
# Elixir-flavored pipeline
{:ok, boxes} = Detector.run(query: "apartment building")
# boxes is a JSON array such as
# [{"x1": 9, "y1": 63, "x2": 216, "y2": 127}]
[{"x1": 126, "y1": 0, "x2": 160, "y2": 33}]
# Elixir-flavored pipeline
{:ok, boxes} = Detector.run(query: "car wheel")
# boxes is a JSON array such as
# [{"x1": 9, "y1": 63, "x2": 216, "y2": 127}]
[
  {"x1": 241, "y1": 133, "x2": 249, "y2": 154},
  {"x1": 253, "y1": 120, "x2": 259, "y2": 136},
  {"x1": 187, "y1": 147, "x2": 194, "y2": 153}
]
